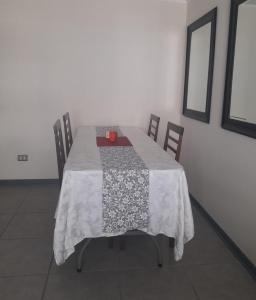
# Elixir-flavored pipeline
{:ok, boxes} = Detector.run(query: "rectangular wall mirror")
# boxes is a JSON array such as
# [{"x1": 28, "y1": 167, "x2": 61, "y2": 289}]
[
  {"x1": 183, "y1": 8, "x2": 217, "y2": 123},
  {"x1": 222, "y1": 0, "x2": 256, "y2": 138}
]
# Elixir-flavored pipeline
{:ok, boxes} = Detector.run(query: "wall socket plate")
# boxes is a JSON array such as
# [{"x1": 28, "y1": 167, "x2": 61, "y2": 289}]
[{"x1": 17, "y1": 154, "x2": 28, "y2": 161}]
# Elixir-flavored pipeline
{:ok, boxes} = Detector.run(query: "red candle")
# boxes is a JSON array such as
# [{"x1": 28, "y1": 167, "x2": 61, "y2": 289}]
[{"x1": 109, "y1": 131, "x2": 117, "y2": 142}]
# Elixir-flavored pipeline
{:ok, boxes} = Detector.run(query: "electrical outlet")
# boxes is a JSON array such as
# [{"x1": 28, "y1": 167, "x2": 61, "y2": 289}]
[{"x1": 17, "y1": 154, "x2": 28, "y2": 161}]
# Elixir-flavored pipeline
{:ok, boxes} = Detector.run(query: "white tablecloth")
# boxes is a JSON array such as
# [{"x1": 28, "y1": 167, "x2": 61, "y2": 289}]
[{"x1": 54, "y1": 126, "x2": 194, "y2": 265}]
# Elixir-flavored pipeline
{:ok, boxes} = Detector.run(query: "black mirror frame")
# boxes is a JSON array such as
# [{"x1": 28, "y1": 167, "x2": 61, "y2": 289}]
[
  {"x1": 183, "y1": 8, "x2": 217, "y2": 123},
  {"x1": 222, "y1": 0, "x2": 256, "y2": 139}
]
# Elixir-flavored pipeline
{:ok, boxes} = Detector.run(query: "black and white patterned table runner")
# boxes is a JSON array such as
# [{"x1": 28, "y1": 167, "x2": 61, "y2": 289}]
[{"x1": 96, "y1": 127, "x2": 149, "y2": 234}]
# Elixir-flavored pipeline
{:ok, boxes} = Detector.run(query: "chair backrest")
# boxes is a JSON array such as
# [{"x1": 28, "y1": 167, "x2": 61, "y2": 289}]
[
  {"x1": 63, "y1": 112, "x2": 73, "y2": 156},
  {"x1": 164, "y1": 121, "x2": 184, "y2": 162},
  {"x1": 53, "y1": 119, "x2": 66, "y2": 183},
  {"x1": 148, "y1": 114, "x2": 160, "y2": 142}
]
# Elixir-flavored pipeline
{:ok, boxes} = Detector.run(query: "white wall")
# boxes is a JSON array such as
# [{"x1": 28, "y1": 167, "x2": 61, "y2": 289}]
[
  {"x1": 0, "y1": 0, "x2": 187, "y2": 179},
  {"x1": 181, "y1": 0, "x2": 256, "y2": 265}
]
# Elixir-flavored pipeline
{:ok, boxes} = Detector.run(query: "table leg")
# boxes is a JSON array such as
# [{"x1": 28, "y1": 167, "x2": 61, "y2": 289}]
[
  {"x1": 150, "y1": 236, "x2": 163, "y2": 267},
  {"x1": 169, "y1": 237, "x2": 175, "y2": 248},
  {"x1": 77, "y1": 238, "x2": 93, "y2": 272},
  {"x1": 108, "y1": 237, "x2": 114, "y2": 249},
  {"x1": 119, "y1": 236, "x2": 125, "y2": 251}
]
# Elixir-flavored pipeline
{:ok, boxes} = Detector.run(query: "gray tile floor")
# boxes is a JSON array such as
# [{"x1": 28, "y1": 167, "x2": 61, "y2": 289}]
[{"x1": 0, "y1": 183, "x2": 255, "y2": 300}]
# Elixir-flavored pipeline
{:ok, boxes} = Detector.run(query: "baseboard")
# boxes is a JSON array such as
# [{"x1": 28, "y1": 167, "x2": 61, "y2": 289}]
[
  {"x1": 190, "y1": 194, "x2": 256, "y2": 281},
  {"x1": 0, "y1": 179, "x2": 59, "y2": 186}
]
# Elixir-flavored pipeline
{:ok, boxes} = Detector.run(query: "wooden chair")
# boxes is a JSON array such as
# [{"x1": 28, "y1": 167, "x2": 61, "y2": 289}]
[
  {"x1": 53, "y1": 119, "x2": 66, "y2": 185},
  {"x1": 164, "y1": 122, "x2": 184, "y2": 248},
  {"x1": 63, "y1": 112, "x2": 73, "y2": 156},
  {"x1": 148, "y1": 114, "x2": 160, "y2": 142},
  {"x1": 164, "y1": 121, "x2": 184, "y2": 162}
]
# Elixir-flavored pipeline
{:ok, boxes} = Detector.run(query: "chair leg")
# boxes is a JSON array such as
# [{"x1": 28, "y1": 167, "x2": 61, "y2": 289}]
[
  {"x1": 108, "y1": 237, "x2": 114, "y2": 249},
  {"x1": 169, "y1": 237, "x2": 175, "y2": 248},
  {"x1": 119, "y1": 236, "x2": 125, "y2": 251},
  {"x1": 150, "y1": 236, "x2": 163, "y2": 267},
  {"x1": 77, "y1": 238, "x2": 93, "y2": 272}
]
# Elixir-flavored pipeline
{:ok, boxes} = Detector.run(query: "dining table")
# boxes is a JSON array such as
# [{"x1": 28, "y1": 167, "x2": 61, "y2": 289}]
[{"x1": 53, "y1": 126, "x2": 194, "y2": 266}]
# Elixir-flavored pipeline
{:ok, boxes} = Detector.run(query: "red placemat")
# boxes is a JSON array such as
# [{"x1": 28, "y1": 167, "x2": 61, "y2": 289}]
[{"x1": 96, "y1": 136, "x2": 132, "y2": 147}]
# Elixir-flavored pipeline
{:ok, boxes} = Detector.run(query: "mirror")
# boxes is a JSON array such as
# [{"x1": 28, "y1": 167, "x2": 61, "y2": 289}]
[
  {"x1": 183, "y1": 8, "x2": 217, "y2": 123},
  {"x1": 222, "y1": 0, "x2": 256, "y2": 138}
]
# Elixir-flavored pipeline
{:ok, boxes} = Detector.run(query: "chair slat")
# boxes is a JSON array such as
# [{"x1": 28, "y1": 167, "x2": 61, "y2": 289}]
[
  {"x1": 53, "y1": 119, "x2": 66, "y2": 185},
  {"x1": 164, "y1": 121, "x2": 184, "y2": 162},
  {"x1": 167, "y1": 144, "x2": 177, "y2": 153},
  {"x1": 147, "y1": 114, "x2": 160, "y2": 142},
  {"x1": 168, "y1": 136, "x2": 179, "y2": 144},
  {"x1": 63, "y1": 112, "x2": 73, "y2": 156}
]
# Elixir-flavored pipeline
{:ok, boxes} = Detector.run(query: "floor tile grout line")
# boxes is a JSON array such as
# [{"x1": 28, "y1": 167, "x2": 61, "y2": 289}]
[
  {"x1": 0, "y1": 260, "x2": 247, "y2": 279},
  {"x1": 0, "y1": 183, "x2": 58, "y2": 289},
  {"x1": 116, "y1": 249, "x2": 124, "y2": 300},
  {"x1": 191, "y1": 283, "x2": 201, "y2": 300},
  {"x1": 14, "y1": 190, "x2": 57, "y2": 213},
  {"x1": 12, "y1": 185, "x2": 59, "y2": 216},
  {"x1": 12, "y1": 189, "x2": 30, "y2": 216},
  {"x1": 0, "y1": 273, "x2": 49, "y2": 279},
  {"x1": 0, "y1": 237, "x2": 54, "y2": 240},
  {"x1": 117, "y1": 272, "x2": 124, "y2": 300},
  {"x1": 182, "y1": 266, "x2": 202, "y2": 300},
  {"x1": 0, "y1": 237, "x2": 54, "y2": 241},
  {"x1": 14, "y1": 211, "x2": 55, "y2": 215},
  {"x1": 12, "y1": 211, "x2": 54, "y2": 215},
  {"x1": 50, "y1": 264, "x2": 162, "y2": 275},
  {"x1": 40, "y1": 254, "x2": 54, "y2": 300},
  {"x1": 193, "y1": 204, "x2": 256, "y2": 279},
  {"x1": 0, "y1": 193, "x2": 55, "y2": 239},
  {"x1": 0, "y1": 188, "x2": 28, "y2": 222},
  {"x1": 0, "y1": 213, "x2": 18, "y2": 239},
  {"x1": 169, "y1": 261, "x2": 242, "y2": 268}
]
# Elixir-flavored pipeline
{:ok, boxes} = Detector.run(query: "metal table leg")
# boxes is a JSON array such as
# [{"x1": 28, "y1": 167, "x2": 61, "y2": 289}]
[
  {"x1": 169, "y1": 237, "x2": 175, "y2": 248},
  {"x1": 119, "y1": 236, "x2": 125, "y2": 251},
  {"x1": 108, "y1": 237, "x2": 114, "y2": 249},
  {"x1": 77, "y1": 238, "x2": 93, "y2": 272},
  {"x1": 149, "y1": 236, "x2": 163, "y2": 267}
]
